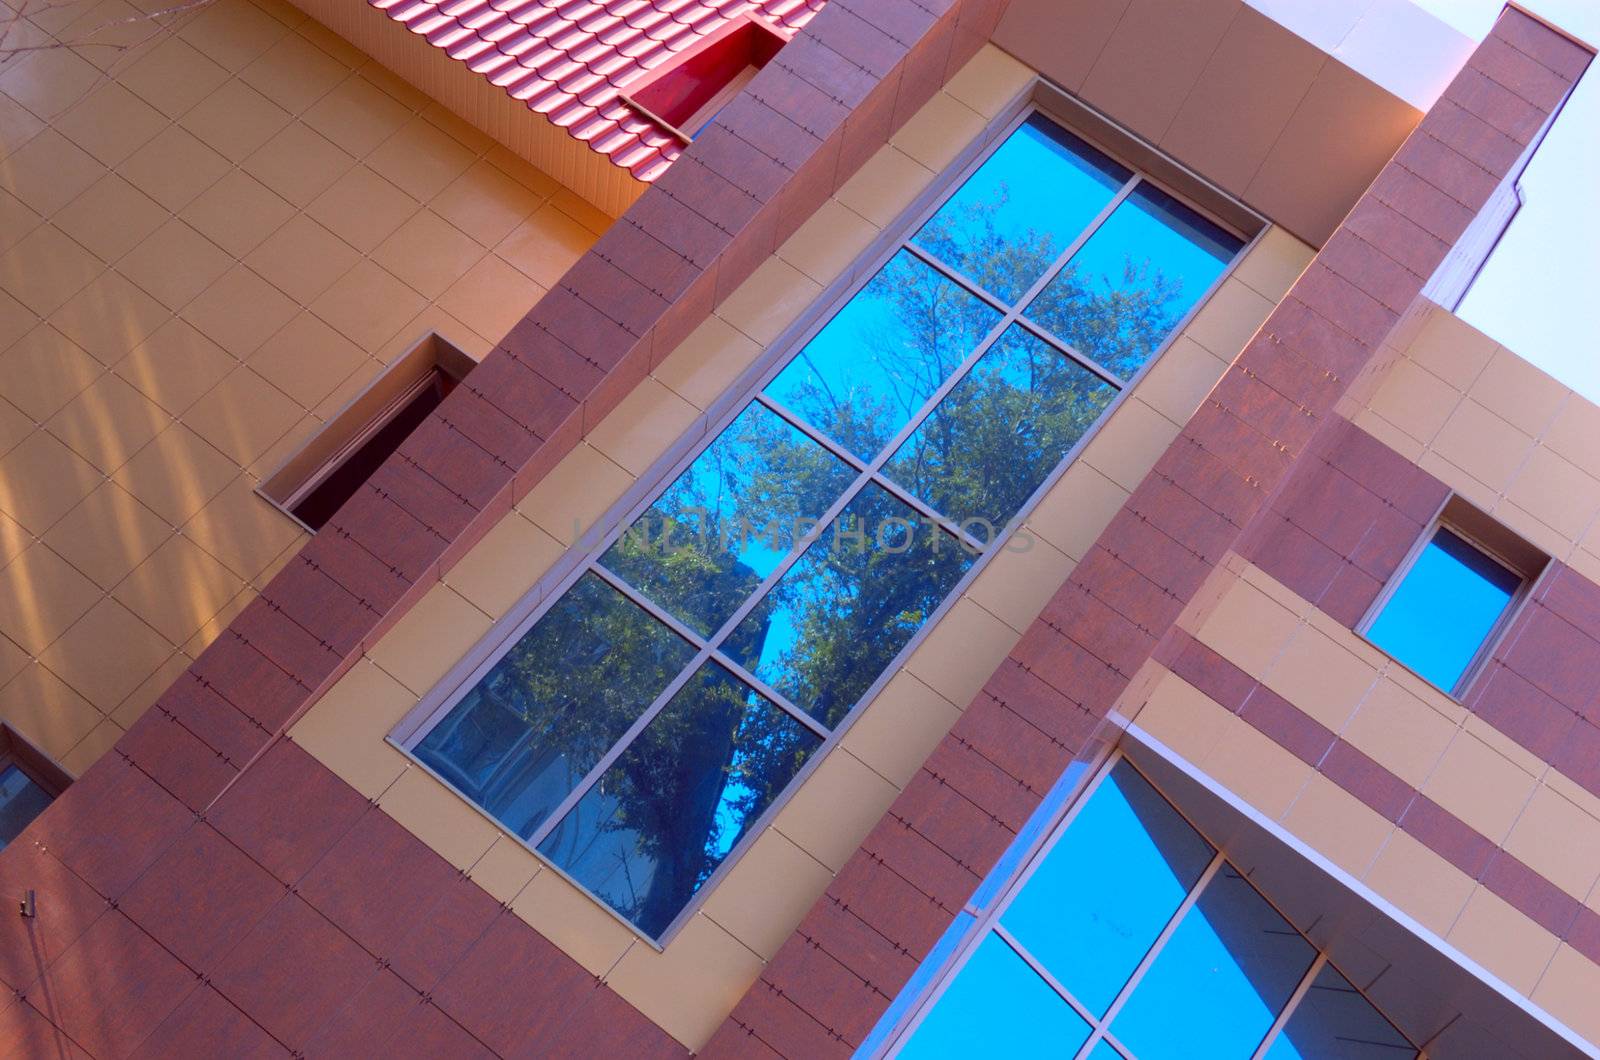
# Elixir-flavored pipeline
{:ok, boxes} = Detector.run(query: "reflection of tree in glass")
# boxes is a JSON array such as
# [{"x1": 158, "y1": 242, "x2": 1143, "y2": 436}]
[
  {"x1": 887, "y1": 325, "x2": 1116, "y2": 531},
  {"x1": 769, "y1": 249, "x2": 999, "y2": 462},
  {"x1": 538, "y1": 664, "x2": 817, "y2": 937},
  {"x1": 600, "y1": 403, "x2": 854, "y2": 640},
  {"x1": 414, "y1": 573, "x2": 695, "y2": 840},
  {"x1": 916, "y1": 190, "x2": 1061, "y2": 307},
  {"x1": 1027, "y1": 257, "x2": 1183, "y2": 380}
]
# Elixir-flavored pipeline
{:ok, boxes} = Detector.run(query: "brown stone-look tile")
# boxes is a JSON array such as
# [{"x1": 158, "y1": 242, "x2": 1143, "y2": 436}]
[
  {"x1": 130, "y1": 984, "x2": 290, "y2": 1059},
  {"x1": 1465, "y1": 662, "x2": 1580, "y2": 763},
  {"x1": 891, "y1": 768, "x2": 1018, "y2": 882},
  {"x1": 686, "y1": 122, "x2": 795, "y2": 207},
  {"x1": 119, "y1": 823, "x2": 285, "y2": 975},
  {"x1": 189, "y1": 632, "x2": 307, "y2": 734},
  {"x1": 0, "y1": 996, "x2": 92, "y2": 1060},
  {"x1": 211, "y1": 894, "x2": 379, "y2": 1051},
  {"x1": 1128, "y1": 473, "x2": 1240, "y2": 560},
  {"x1": 622, "y1": 195, "x2": 727, "y2": 272},
  {"x1": 759, "y1": 932, "x2": 885, "y2": 1048},
  {"x1": 1439, "y1": 67, "x2": 1548, "y2": 147},
  {"x1": 301, "y1": 968, "x2": 420, "y2": 1058},
  {"x1": 1490, "y1": 10, "x2": 1592, "y2": 81},
  {"x1": 837, "y1": 66, "x2": 901, "y2": 180},
  {"x1": 1071, "y1": 546, "x2": 1185, "y2": 635},
  {"x1": 656, "y1": 153, "x2": 767, "y2": 241},
  {"x1": 950, "y1": 696, "x2": 1072, "y2": 796},
  {"x1": 0, "y1": 843, "x2": 109, "y2": 993},
  {"x1": 1500, "y1": 604, "x2": 1600, "y2": 713},
  {"x1": 1263, "y1": 297, "x2": 1372, "y2": 383},
  {"x1": 521, "y1": 284, "x2": 639, "y2": 377},
  {"x1": 1538, "y1": 562, "x2": 1600, "y2": 642},
  {"x1": 1469, "y1": 35, "x2": 1575, "y2": 112},
  {"x1": 856, "y1": 813, "x2": 979, "y2": 918},
  {"x1": 591, "y1": 216, "x2": 703, "y2": 306},
  {"x1": 1184, "y1": 401, "x2": 1296, "y2": 492},
  {"x1": 392, "y1": 418, "x2": 507, "y2": 516},
  {"x1": 1164, "y1": 632, "x2": 1256, "y2": 712},
  {"x1": 368, "y1": 457, "x2": 481, "y2": 543},
  {"x1": 1099, "y1": 507, "x2": 1214, "y2": 603},
  {"x1": 560, "y1": 252, "x2": 673, "y2": 340},
  {"x1": 1044, "y1": 582, "x2": 1159, "y2": 679},
  {"x1": 1234, "y1": 337, "x2": 1345, "y2": 418},
  {"x1": 1316, "y1": 227, "x2": 1427, "y2": 314},
  {"x1": 719, "y1": 982, "x2": 848, "y2": 1060},
  {"x1": 748, "y1": 59, "x2": 853, "y2": 144},
  {"x1": 261, "y1": 556, "x2": 380, "y2": 662},
  {"x1": 156, "y1": 671, "x2": 272, "y2": 767},
  {"x1": 1565, "y1": 906, "x2": 1600, "y2": 967},
  {"x1": 118, "y1": 710, "x2": 240, "y2": 812},
  {"x1": 924, "y1": 739, "x2": 1041, "y2": 833},
  {"x1": 1243, "y1": 513, "x2": 1345, "y2": 608},
  {"x1": 25, "y1": 756, "x2": 192, "y2": 901},
  {"x1": 1319, "y1": 740, "x2": 1415, "y2": 822},
  {"x1": 1210, "y1": 369, "x2": 1317, "y2": 454},
  {"x1": 806, "y1": 2, "x2": 908, "y2": 80},
  {"x1": 1338, "y1": 195, "x2": 1455, "y2": 280},
  {"x1": 1238, "y1": 685, "x2": 1336, "y2": 766},
  {"x1": 1480, "y1": 851, "x2": 1581, "y2": 938},
  {"x1": 325, "y1": 482, "x2": 450, "y2": 588},
  {"x1": 1393, "y1": 132, "x2": 1501, "y2": 214},
  {"x1": 208, "y1": 740, "x2": 368, "y2": 886},
  {"x1": 536, "y1": 982, "x2": 688, "y2": 1059},
  {"x1": 717, "y1": 94, "x2": 821, "y2": 175},
  {"x1": 297, "y1": 809, "x2": 501, "y2": 993},
  {"x1": 775, "y1": 33, "x2": 881, "y2": 111},
  {"x1": 429, "y1": 911, "x2": 595, "y2": 1054},
  {"x1": 231, "y1": 595, "x2": 341, "y2": 690},
  {"x1": 25, "y1": 910, "x2": 197, "y2": 1059},
  {"x1": 1009, "y1": 622, "x2": 1130, "y2": 720},
  {"x1": 1350, "y1": 503, "x2": 1425, "y2": 583},
  {"x1": 798, "y1": 894, "x2": 920, "y2": 1003},
  {"x1": 1155, "y1": 428, "x2": 1265, "y2": 528},
  {"x1": 387, "y1": 998, "x2": 497, "y2": 1059},
  {"x1": 1418, "y1": 98, "x2": 1525, "y2": 178},
  {"x1": 1319, "y1": 561, "x2": 1384, "y2": 628},
  {"x1": 1400, "y1": 795, "x2": 1497, "y2": 879},
  {"x1": 1291, "y1": 263, "x2": 1401, "y2": 352},
  {"x1": 1280, "y1": 461, "x2": 1388, "y2": 559}
]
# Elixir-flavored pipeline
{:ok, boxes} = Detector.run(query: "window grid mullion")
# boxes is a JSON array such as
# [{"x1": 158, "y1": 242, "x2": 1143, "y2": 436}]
[
  {"x1": 1250, "y1": 952, "x2": 1329, "y2": 1060},
  {"x1": 1071, "y1": 852, "x2": 1226, "y2": 1060},
  {"x1": 991, "y1": 923, "x2": 1105, "y2": 1033}
]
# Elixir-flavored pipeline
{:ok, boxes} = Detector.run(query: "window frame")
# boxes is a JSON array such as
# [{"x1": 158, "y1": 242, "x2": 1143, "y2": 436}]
[
  {"x1": 256, "y1": 331, "x2": 476, "y2": 534},
  {"x1": 1356, "y1": 494, "x2": 1546, "y2": 700},
  {"x1": 881, "y1": 751, "x2": 1418, "y2": 1059},
  {"x1": 388, "y1": 83, "x2": 1267, "y2": 948},
  {"x1": 0, "y1": 722, "x2": 71, "y2": 851}
]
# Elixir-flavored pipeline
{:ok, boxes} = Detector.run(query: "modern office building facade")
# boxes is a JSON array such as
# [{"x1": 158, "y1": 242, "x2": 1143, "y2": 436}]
[{"x1": 0, "y1": 0, "x2": 1598, "y2": 1055}]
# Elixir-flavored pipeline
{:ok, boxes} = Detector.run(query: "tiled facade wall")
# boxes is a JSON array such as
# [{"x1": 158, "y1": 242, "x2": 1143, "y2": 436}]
[
  {"x1": 705, "y1": 11, "x2": 1593, "y2": 1057},
  {"x1": 0, "y1": 0, "x2": 1023, "y2": 1054},
  {"x1": 289, "y1": 44, "x2": 1313, "y2": 1046},
  {"x1": 0, "y1": 0, "x2": 603, "y2": 778}
]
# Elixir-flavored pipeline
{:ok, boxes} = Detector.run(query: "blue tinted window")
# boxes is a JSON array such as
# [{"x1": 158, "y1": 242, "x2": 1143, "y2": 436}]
[
  {"x1": 0, "y1": 764, "x2": 53, "y2": 851},
  {"x1": 1110, "y1": 866, "x2": 1316, "y2": 1058},
  {"x1": 415, "y1": 573, "x2": 694, "y2": 840},
  {"x1": 728, "y1": 483, "x2": 975, "y2": 728},
  {"x1": 1265, "y1": 963, "x2": 1416, "y2": 1060},
  {"x1": 1000, "y1": 761, "x2": 1211, "y2": 1015},
  {"x1": 885, "y1": 324, "x2": 1117, "y2": 530},
  {"x1": 888, "y1": 760, "x2": 1415, "y2": 1058},
  {"x1": 600, "y1": 403, "x2": 856, "y2": 637},
  {"x1": 764, "y1": 250, "x2": 999, "y2": 462},
  {"x1": 537, "y1": 662, "x2": 819, "y2": 937},
  {"x1": 1026, "y1": 184, "x2": 1242, "y2": 379},
  {"x1": 901, "y1": 934, "x2": 1091, "y2": 1060},
  {"x1": 915, "y1": 114, "x2": 1130, "y2": 303},
  {"x1": 411, "y1": 108, "x2": 1248, "y2": 941},
  {"x1": 1366, "y1": 528, "x2": 1520, "y2": 691}
]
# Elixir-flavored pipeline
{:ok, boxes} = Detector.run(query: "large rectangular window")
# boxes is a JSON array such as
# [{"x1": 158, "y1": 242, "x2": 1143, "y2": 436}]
[
  {"x1": 399, "y1": 106, "x2": 1249, "y2": 940},
  {"x1": 893, "y1": 760, "x2": 1416, "y2": 1060}
]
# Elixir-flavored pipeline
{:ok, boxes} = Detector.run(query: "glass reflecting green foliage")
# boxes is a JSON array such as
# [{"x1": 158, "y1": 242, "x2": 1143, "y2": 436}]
[
  {"x1": 764, "y1": 250, "x2": 999, "y2": 461},
  {"x1": 600, "y1": 404, "x2": 856, "y2": 637},
  {"x1": 900, "y1": 934, "x2": 1091, "y2": 1060},
  {"x1": 728, "y1": 483, "x2": 975, "y2": 727},
  {"x1": 1027, "y1": 184, "x2": 1243, "y2": 379},
  {"x1": 1110, "y1": 865, "x2": 1316, "y2": 1059},
  {"x1": 885, "y1": 324, "x2": 1118, "y2": 530},
  {"x1": 536, "y1": 662, "x2": 819, "y2": 937},
  {"x1": 1366, "y1": 528, "x2": 1520, "y2": 692},
  {"x1": 1000, "y1": 761, "x2": 1212, "y2": 1015},
  {"x1": 915, "y1": 114, "x2": 1129, "y2": 303},
  {"x1": 414, "y1": 573, "x2": 695, "y2": 839},
  {"x1": 1265, "y1": 964, "x2": 1417, "y2": 1060}
]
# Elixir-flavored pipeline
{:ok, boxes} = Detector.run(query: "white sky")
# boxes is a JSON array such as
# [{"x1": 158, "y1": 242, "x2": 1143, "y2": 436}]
[{"x1": 1413, "y1": 0, "x2": 1600, "y2": 401}]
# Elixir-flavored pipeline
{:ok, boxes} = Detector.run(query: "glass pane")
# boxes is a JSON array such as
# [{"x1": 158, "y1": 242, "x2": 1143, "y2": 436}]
[
  {"x1": 1111, "y1": 865, "x2": 1317, "y2": 1060},
  {"x1": 600, "y1": 403, "x2": 856, "y2": 636},
  {"x1": 0, "y1": 764, "x2": 53, "y2": 851},
  {"x1": 914, "y1": 113, "x2": 1130, "y2": 304},
  {"x1": 764, "y1": 249, "x2": 999, "y2": 462},
  {"x1": 536, "y1": 662, "x2": 820, "y2": 937},
  {"x1": 1000, "y1": 760, "x2": 1212, "y2": 1016},
  {"x1": 1265, "y1": 963, "x2": 1416, "y2": 1059},
  {"x1": 1087, "y1": 1042, "x2": 1126, "y2": 1060},
  {"x1": 1026, "y1": 183, "x2": 1243, "y2": 380},
  {"x1": 727, "y1": 482, "x2": 975, "y2": 728},
  {"x1": 414, "y1": 573, "x2": 695, "y2": 840},
  {"x1": 884, "y1": 324, "x2": 1117, "y2": 530},
  {"x1": 1366, "y1": 528, "x2": 1520, "y2": 691},
  {"x1": 900, "y1": 933, "x2": 1091, "y2": 1059}
]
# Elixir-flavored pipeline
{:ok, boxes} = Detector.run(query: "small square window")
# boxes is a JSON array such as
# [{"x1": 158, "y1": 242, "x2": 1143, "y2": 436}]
[
  {"x1": 1362, "y1": 499, "x2": 1544, "y2": 695},
  {"x1": 0, "y1": 724, "x2": 71, "y2": 851},
  {"x1": 258, "y1": 332, "x2": 474, "y2": 532}
]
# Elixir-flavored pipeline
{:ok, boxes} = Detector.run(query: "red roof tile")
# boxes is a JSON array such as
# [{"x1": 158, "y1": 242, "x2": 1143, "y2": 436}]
[{"x1": 375, "y1": 0, "x2": 826, "y2": 180}]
